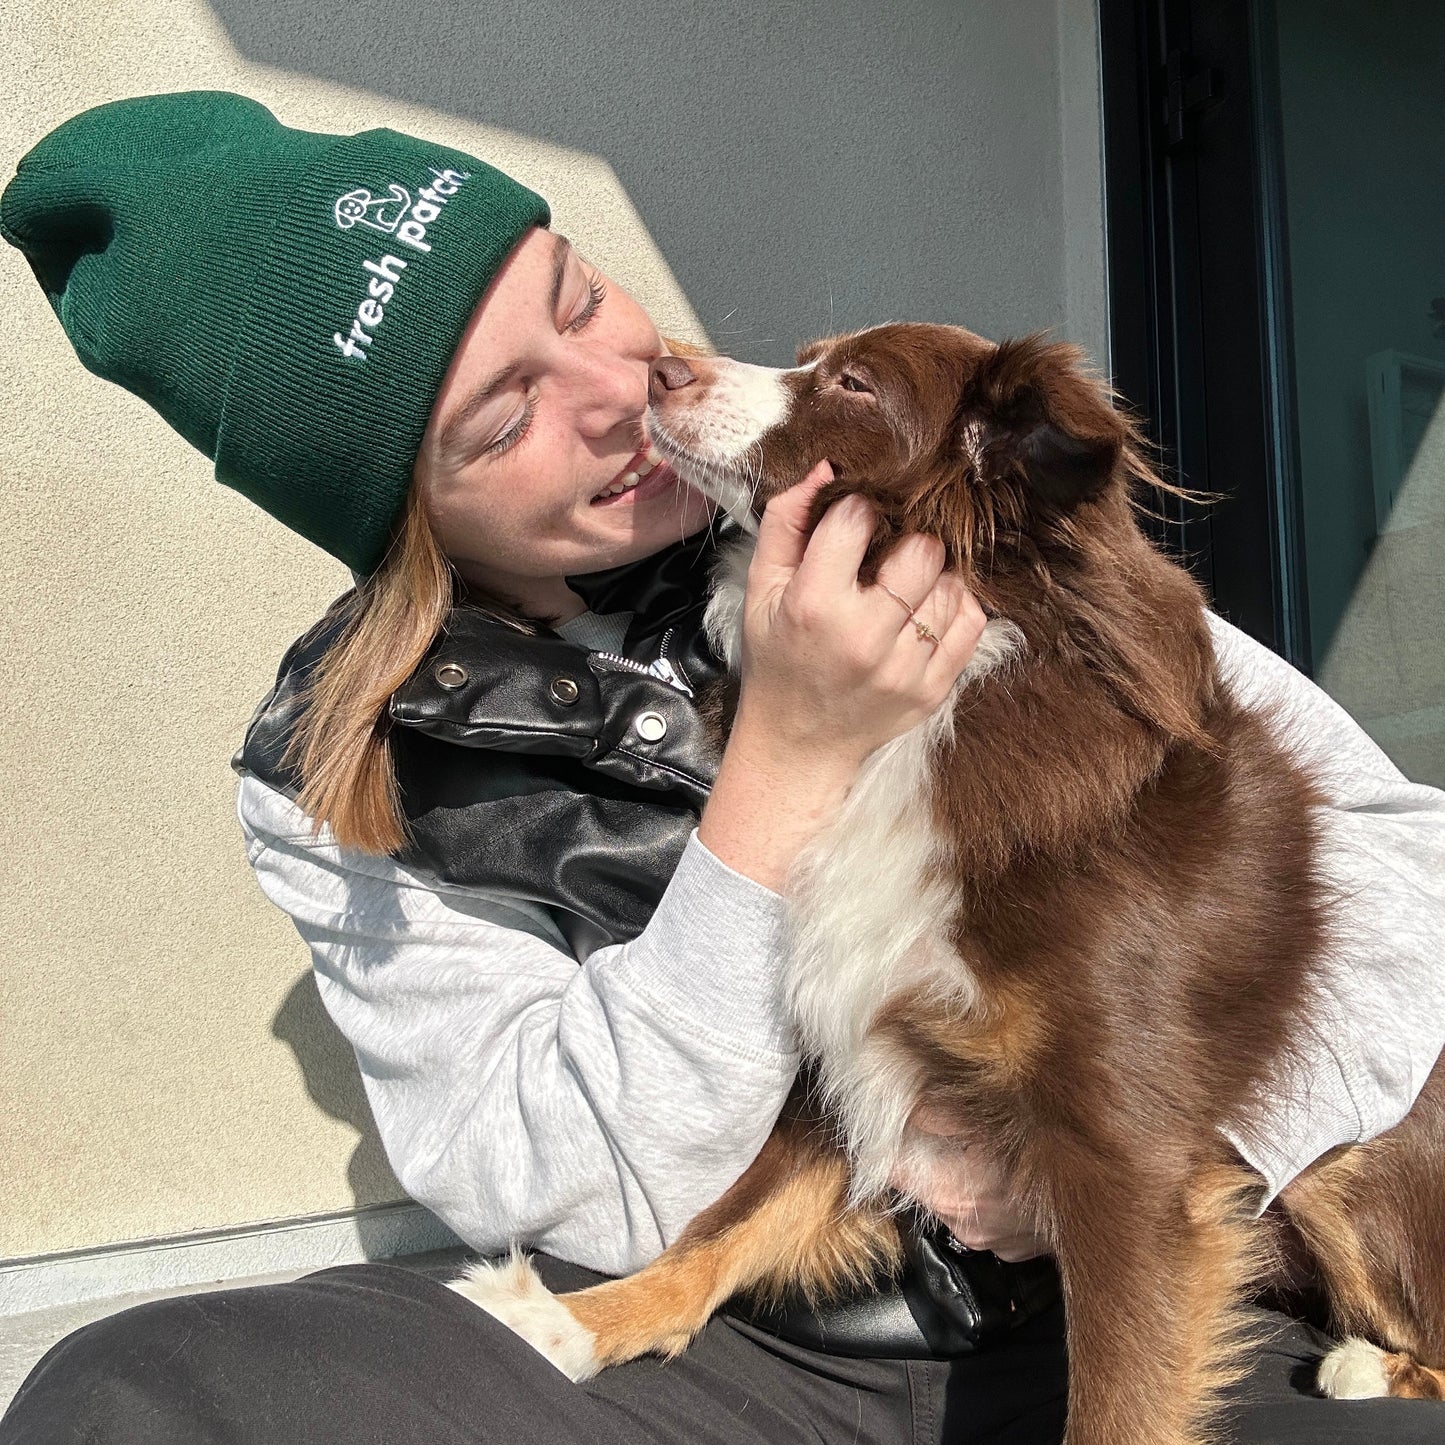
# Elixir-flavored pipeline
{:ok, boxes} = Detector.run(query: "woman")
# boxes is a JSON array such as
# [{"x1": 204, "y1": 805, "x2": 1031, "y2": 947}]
[{"x1": 4, "y1": 91, "x2": 1444, "y2": 1445}]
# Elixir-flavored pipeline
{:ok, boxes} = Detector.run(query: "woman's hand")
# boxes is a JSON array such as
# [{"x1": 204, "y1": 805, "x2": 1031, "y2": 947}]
[
  {"x1": 893, "y1": 1105, "x2": 1050, "y2": 1263},
  {"x1": 697, "y1": 462, "x2": 987, "y2": 893},
  {"x1": 735, "y1": 461, "x2": 986, "y2": 767}
]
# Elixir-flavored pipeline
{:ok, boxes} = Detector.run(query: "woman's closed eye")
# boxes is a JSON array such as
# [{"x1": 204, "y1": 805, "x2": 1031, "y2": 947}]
[
  {"x1": 566, "y1": 271, "x2": 608, "y2": 334},
  {"x1": 482, "y1": 266, "x2": 608, "y2": 457},
  {"x1": 484, "y1": 387, "x2": 538, "y2": 457}
]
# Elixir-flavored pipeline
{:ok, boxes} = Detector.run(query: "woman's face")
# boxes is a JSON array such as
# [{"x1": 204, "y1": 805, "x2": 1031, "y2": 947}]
[{"x1": 416, "y1": 226, "x2": 714, "y2": 617}]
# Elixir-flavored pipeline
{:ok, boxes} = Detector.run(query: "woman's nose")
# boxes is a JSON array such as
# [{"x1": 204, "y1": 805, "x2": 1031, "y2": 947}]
[
  {"x1": 571, "y1": 348, "x2": 650, "y2": 433},
  {"x1": 649, "y1": 356, "x2": 695, "y2": 400}
]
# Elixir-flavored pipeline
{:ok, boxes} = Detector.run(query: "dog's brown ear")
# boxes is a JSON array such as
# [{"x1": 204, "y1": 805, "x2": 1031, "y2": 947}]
[{"x1": 959, "y1": 337, "x2": 1124, "y2": 507}]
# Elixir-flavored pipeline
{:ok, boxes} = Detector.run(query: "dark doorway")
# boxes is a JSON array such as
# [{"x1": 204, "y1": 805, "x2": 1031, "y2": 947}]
[{"x1": 1101, "y1": 0, "x2": 1445, "y2": 786}]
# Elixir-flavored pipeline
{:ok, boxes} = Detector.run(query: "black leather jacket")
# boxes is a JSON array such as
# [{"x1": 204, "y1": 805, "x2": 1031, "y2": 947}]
[
  {"x1": 238, "y1": 526, "x2": 728, "y2": 962},
  {"x1": 237, "y1": 524, "x2": 1060, "y2": 1359}
]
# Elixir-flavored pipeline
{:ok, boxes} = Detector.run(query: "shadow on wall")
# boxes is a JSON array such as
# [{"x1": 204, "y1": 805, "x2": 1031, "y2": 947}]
[
  {"x1": 207, "y1": 0, "x2": 1071, "y2": 368},
  {"x1": 271, "y1": 972, "x2": 404, "y2": 1217}
]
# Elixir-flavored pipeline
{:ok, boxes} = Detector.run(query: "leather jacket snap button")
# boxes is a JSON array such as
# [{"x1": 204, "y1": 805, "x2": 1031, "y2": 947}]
[
  {"x1": 435, "y1": 662, "x2": 468, "y2": 689},
  {"x1": 634, "y1": 711, "x2": 668, "y2": 742},
  {"x1": 549, "y1": 676, "x2": 581, "y2": 706}
]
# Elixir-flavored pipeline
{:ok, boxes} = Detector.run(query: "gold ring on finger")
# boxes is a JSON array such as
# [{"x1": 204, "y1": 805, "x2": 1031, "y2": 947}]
[
  {"x1": 913, "y1": 619, "x2": 941, "y2": 645},
  {"x1": 878, "y1": 582, "x2": 920, "y2": 618}
]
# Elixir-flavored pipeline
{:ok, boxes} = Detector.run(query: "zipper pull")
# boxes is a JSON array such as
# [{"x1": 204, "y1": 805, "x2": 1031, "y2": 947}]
[
  {"x1": 651, "y1": 628, "x2": 693, "y2": 697},
  {"x1": 648, "y1": 656, "x2": 693, "y2": 698}
]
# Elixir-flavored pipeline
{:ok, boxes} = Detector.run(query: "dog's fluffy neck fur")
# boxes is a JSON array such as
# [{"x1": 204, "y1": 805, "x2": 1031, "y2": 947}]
[{"x1": 712, "y1": 478, "x2": 1218, "y2": 890}]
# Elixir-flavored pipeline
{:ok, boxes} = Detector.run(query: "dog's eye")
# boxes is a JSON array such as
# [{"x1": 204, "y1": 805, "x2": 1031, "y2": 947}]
[{"x1": 838, "y1": 373, "x2": 873, "y2": 394}]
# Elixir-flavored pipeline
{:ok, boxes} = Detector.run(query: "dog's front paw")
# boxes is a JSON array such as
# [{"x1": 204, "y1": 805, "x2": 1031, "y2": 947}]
[
  {"x1": 1317, "y1": 1338, "x2": 1391, "y2": 1399},
  {"x1": 450, "y1": 1252, "x2": 600, "y2": 1381}
]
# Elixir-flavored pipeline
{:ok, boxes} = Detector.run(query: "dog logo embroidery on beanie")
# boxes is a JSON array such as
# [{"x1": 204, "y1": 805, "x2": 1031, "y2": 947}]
[
  {"x1": 334, "y1": 184, "x2": 412, "y2": 235},
  {"x1": 331, "y1": 169, "x2": 470, "y2": 257},
  {"x1": 330, "y1": 167, "x2": 472, "y2": 362}
]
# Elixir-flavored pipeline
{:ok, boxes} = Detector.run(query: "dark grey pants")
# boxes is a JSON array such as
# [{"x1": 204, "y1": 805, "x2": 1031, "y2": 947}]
[{"x1": 3, "y1": 1256, "x2": 1443, "y2": 1445}]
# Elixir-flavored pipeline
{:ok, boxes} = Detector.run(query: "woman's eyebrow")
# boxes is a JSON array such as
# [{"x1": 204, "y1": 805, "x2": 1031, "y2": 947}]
[
  {"x1": 547, "y1": 233, "x2": 575, "y2": 312},
  {"x1": 436, "y1": 233, "x2": 576, "y2": 462}
]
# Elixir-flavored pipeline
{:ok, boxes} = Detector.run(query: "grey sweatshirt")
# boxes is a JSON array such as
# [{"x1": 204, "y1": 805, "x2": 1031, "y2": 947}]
[{"x1": 237, "y1": 612, "x2": 1445, "y2": 1275}]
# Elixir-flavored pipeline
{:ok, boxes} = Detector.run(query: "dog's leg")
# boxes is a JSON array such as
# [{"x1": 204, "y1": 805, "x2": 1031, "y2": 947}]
[
  {"x1": 451, "y1": 1105, "x2": 899, "y2": 1380},
  {"x1": 1043, "y1": 1158, "x2": 1263, "y2": 1445},
  {"x1": 1316, "y1": 1339, "x2": 1445, "y2": 1400},
  {"x1": 1281, "y1": 1060, "x2": 1445, "y2": 1399}
]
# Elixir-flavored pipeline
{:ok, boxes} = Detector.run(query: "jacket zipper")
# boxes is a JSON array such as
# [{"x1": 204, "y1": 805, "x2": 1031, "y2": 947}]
[{"x1": 594, "y1": 628, "x2": 694, "y2": 697}]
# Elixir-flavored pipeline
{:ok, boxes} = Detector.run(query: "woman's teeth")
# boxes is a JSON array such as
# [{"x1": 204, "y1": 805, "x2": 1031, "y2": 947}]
[{"x1": 595, "y1": 446, "x2": 665, "y2": 499}]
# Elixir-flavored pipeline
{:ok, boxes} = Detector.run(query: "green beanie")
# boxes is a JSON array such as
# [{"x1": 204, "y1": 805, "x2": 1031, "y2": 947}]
[{"x1": 0, "y1": 91, "x2": 550, "y2": 573}]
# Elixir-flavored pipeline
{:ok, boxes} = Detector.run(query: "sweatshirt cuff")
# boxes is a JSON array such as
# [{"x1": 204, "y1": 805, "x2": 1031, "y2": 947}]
[
  {"x1": 597, "y1": 830, "x2": 797, "y2": 1061},
  {"x1": 1219, "y1": 1038, "x2": 1366, "y2": 1213}
]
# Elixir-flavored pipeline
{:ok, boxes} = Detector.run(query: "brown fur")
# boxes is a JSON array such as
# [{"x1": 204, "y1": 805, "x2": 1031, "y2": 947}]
[
  {"x1": 563, "y1": 1085, "x2": 901, "y2": 1368},
  {"x1": 551, "y1": 326, "x2": 1445, "y2": 1443}
]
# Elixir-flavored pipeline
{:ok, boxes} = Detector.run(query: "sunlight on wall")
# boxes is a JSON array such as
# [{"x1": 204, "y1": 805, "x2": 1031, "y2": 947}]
[
  {"x1": 0, "y1": 0, "x2": 702, "y2": 1258},
  {"x1": 2, "y1": 0, "x2": 1100, "y2": 1264},
  {"x1": 1318, "y1": 388, "x2": 1445, "y2": 786}
]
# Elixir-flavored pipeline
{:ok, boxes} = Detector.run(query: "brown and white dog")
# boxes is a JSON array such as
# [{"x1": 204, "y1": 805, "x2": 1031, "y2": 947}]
[{"x1": 453, "y1": 324, "x2": 1445, "y2": 1445}]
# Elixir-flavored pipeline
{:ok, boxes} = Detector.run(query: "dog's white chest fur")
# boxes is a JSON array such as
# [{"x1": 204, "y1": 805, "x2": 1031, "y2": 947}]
[{"x1": 705, "y1": 538, "x2": 1022, "y2": 1199}]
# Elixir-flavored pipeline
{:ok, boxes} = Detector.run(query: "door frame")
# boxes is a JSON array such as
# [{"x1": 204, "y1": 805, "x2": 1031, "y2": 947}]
[{"x1": 1097, "y1": 0, "x2": 1310, "y2": 667}]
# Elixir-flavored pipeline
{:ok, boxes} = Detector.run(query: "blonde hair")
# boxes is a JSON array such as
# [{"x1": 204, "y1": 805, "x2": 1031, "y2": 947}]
[{"x1": 286, "y1": 485, "x2": 457, "y2": 856}]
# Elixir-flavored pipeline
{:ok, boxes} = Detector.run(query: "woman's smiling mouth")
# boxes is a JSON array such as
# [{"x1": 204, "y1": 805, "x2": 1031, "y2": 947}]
[{"x1": 591, "y1": 445, "x2": 669, "y2": 504}]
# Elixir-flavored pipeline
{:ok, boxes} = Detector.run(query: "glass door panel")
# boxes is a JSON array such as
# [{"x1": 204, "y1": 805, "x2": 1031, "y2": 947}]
[{"x1": 1270, "y1": 0, "x2": 1445, "y2": 784}]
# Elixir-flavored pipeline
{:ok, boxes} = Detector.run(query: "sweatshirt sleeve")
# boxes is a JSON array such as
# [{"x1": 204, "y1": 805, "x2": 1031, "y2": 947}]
[
  {"x1": 237, "y1": 773, "x2": 798, "y2": 1275},
  {"x1": 1207, "y1": 613, "x2": 1445, "y2": 1207}
]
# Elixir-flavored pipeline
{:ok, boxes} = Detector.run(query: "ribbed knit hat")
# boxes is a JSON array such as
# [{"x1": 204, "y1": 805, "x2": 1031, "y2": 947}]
[{"x1": 0, "y1": 91, "x2": 550, "y2": 573}]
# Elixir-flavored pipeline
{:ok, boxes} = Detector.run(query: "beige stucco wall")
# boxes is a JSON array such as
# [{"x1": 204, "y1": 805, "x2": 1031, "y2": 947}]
[
  {"x1": 2, "y1": 0, "x2": 1104, "y2": 1262},
  {"x1": 0, "y1": 0, "x2": 706, "y2": 1260}
]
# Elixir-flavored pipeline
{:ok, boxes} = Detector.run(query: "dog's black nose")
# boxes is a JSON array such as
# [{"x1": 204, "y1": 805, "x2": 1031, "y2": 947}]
[{"x1": 650, "y1": 355, "x2": 696, "y2": 400}]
